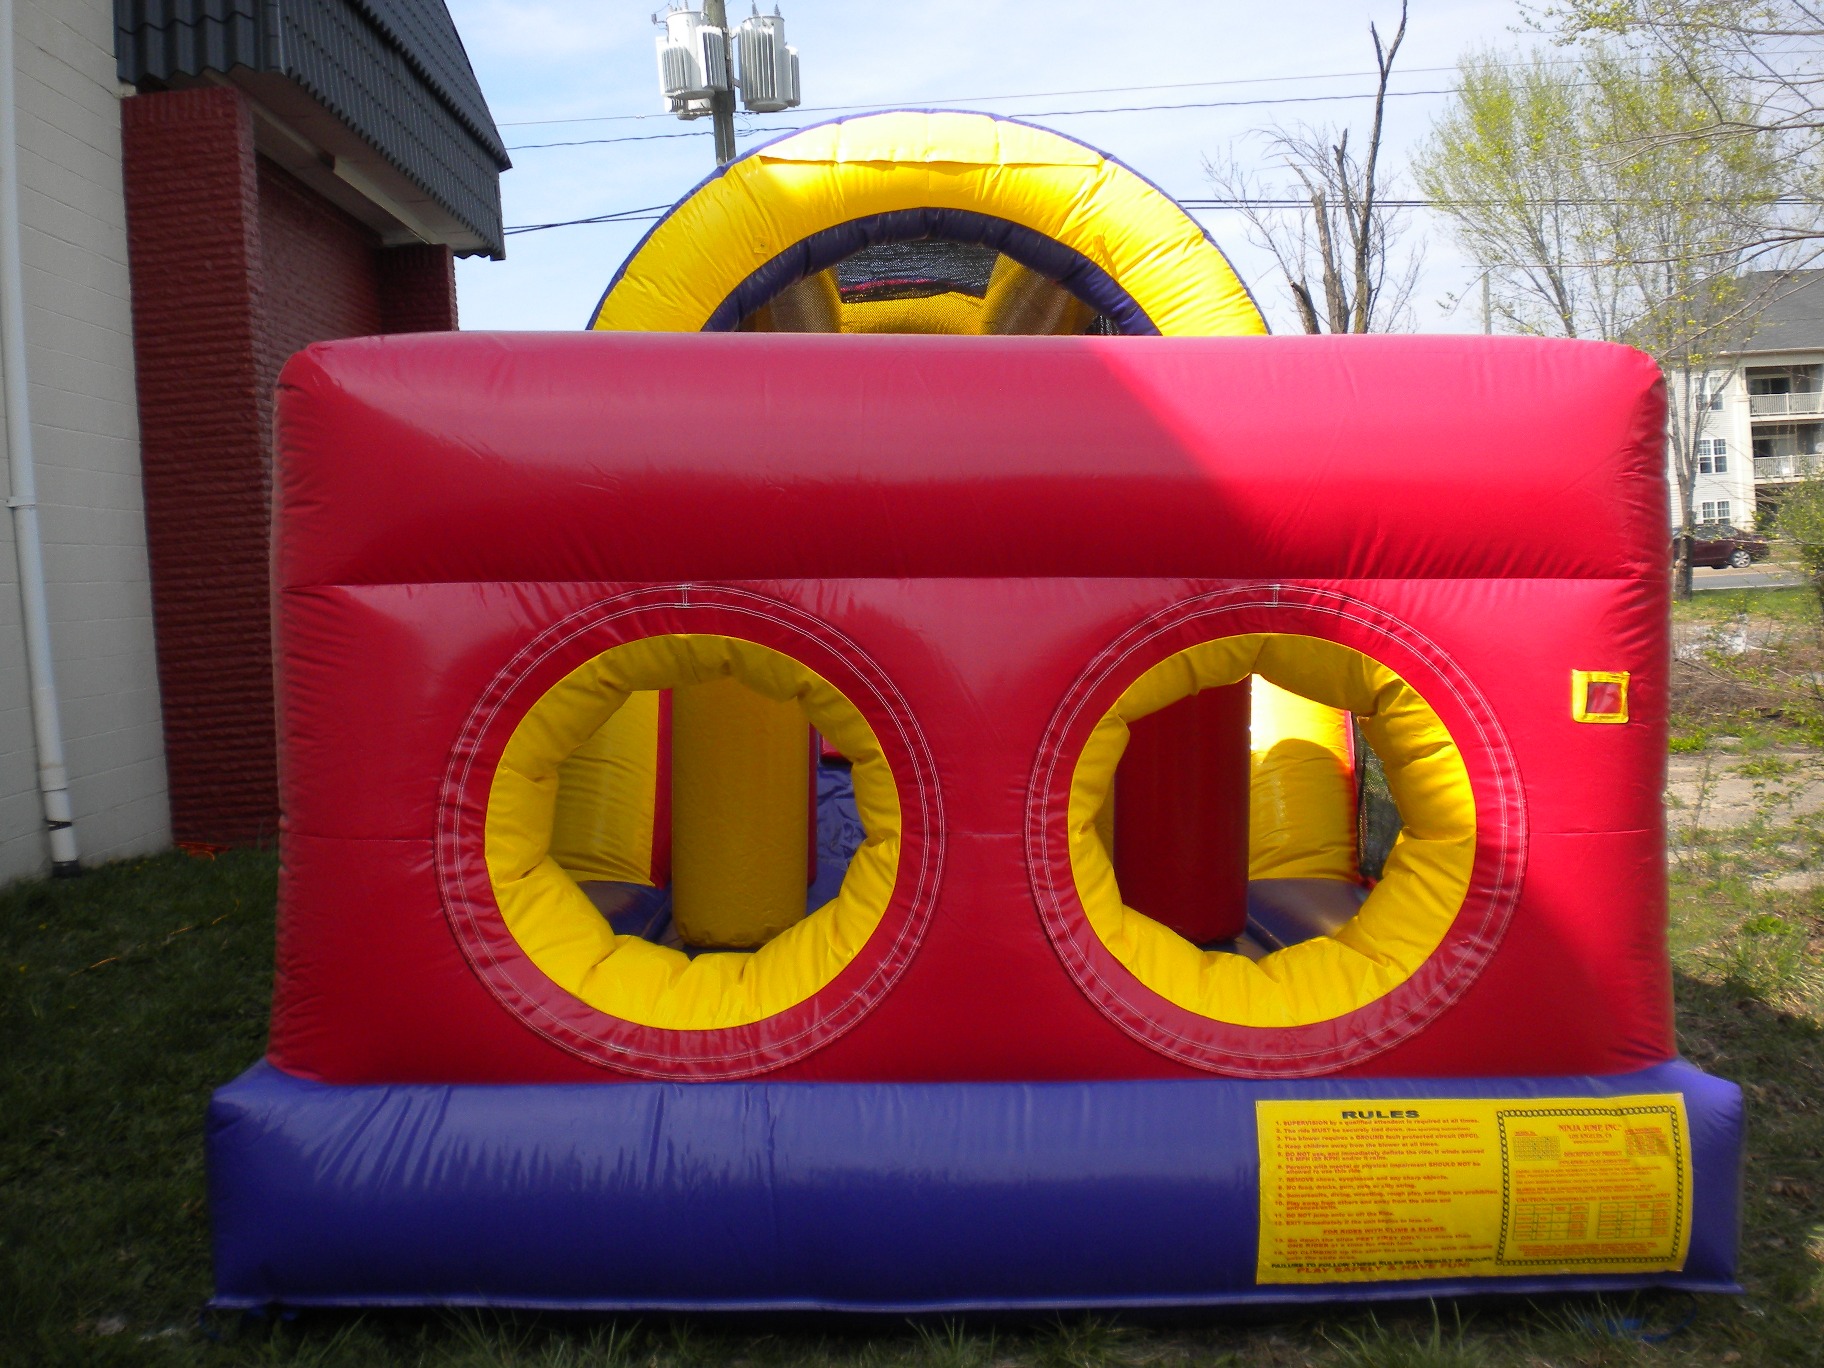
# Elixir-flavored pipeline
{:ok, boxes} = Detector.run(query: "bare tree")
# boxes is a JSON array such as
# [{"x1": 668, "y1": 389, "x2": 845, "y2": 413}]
[{"x1": 1202, "y1": 1, "x2": 1421, "y2": 333}]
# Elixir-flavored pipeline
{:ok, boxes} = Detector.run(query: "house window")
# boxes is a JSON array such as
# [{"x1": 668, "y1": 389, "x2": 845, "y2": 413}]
[
  {"x1": 1696, "y1": 381, "x2": 1724, "y2": 411},
  {"x1": 1700, "y1": 500, "x2": 1731, "y2": 524},
  {"x1": 1698, "y1": 438, "x2": 1727, "y2": 474}
]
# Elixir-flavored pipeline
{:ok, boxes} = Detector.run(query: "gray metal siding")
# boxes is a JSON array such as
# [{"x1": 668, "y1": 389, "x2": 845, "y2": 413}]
[
  {"x1": 277, "y1": 0, "x2": 506, "y2": 254},
  {"x1": 114, "y1": 1, "x2": 272, "y2": 83},
  {"x1": 114, "y1": 0, "x2": 507, "y2": 257},
  {"x1": 350, "y1": 0, "x2": 504, "y2": 160}
]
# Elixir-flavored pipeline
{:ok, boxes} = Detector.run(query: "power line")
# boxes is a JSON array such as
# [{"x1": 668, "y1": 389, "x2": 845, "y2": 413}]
[
  {"x1": 1181, "y1": 196, "x2": 1824, "y2": 208},
  {"x1": 505, "y1": 86, "x2": 1458, "y2": 151},
  {"x1": 495, "y1": 46, "x2": 1823, "y2": 132},
  {"x1": 497, "y1": 62, "x2": 1484, "y2": 129},
  {"x1": 506, "y1": 194, "x2": 1824, "y2": 236},
  {"x1": 974, "y1": 87, "x2": 1454, "y2": 119},
  {"x1": 507, "y1": 213, "x2": 663, "y2": 234},
  {"x1": 510, "y1": 128, "x2": 726, "y2": 152},
  {"x1": 504, "y1": 204, "x2": 673, "y2": 236}
]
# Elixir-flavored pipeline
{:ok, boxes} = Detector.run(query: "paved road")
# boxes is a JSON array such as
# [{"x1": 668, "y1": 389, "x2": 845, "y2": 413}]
[{"x1": 1690, "y1": 565, "x2": 1807, "y2": 592}]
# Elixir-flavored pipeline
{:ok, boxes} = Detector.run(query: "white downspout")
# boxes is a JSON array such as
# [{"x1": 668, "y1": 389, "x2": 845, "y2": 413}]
[{"x1": 0, "y1": 0, "x2": 79, "y2": 877}]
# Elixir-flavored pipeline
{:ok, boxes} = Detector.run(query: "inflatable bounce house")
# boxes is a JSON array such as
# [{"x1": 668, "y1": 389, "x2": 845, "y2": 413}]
[{"x1": 208, "y1": 112, "x2": 1744, "y2": 1310}]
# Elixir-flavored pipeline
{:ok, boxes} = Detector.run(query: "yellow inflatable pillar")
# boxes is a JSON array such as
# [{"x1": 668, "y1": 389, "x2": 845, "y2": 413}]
[
  {"x1": 548, "y1": 689, "x2": 664, "y2": 885},
  {"x1": 670, "y1": 675, "x2": 810, "y2": 948},
  {"x1": 1249, "y1": 677, "x2": 1357, "y2": 881}
]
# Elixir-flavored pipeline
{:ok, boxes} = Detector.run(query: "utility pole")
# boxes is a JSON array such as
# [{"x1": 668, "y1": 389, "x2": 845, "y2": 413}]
[
  {"x1": 1481, "y1": 273, "x2": 1491, "y2": 335},
  {"x1": 703, "y1": 0, "x2": 738, "y2": 165},
  {"x1": 655, "y1": 4, "x2": 800, "y2": 169}
]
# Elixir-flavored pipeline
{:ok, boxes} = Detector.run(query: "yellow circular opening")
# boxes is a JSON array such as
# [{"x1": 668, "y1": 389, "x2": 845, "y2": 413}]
[
  {"x1": 484, "y1": 634, "x2": 901, "y2": 1031},
  {"x1": 1069, "y1": 633, "x2": 1476, "y2": 1028}
]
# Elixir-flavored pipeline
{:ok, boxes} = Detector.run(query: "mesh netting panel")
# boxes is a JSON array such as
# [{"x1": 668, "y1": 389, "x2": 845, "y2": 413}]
[{"x1": 835, "y1": 241, "x2": 1000, "y2": 298}]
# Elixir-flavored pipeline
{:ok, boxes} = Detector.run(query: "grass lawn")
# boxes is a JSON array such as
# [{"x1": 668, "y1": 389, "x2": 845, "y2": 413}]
[{"x1": 3, "y1": 588, "x2": 1822, "y2": 1365}]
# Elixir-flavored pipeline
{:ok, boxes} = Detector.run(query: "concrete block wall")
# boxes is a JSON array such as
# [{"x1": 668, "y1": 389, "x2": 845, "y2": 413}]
[{"x1": 0, "y1": 0, "x2": 170, "y2": 884}]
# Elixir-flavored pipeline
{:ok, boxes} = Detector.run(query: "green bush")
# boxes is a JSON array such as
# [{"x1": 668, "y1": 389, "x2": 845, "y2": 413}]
[{"x1": 1775, "y1": 476, "x2": 1824, "y2": 610}]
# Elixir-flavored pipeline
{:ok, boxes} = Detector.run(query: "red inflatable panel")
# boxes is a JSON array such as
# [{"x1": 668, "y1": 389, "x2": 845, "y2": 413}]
[
  {"x1": 268, "y1": 333, "x2": 1671, "y2": 1085},
  {"x1": 1115, "y1": 685, "x2": 1251, "y2": 944}
]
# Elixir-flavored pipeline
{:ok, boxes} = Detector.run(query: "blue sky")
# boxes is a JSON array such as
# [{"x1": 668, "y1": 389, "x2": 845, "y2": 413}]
[{"x1": 446, "y1": 0, "x2": 1530, "y2": 333}]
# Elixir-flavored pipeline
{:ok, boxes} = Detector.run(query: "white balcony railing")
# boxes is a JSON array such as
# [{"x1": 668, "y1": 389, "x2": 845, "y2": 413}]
[
  {"x1": 1755, "y1": 453, "x2": 1823, "y2": 480},
  {"x1": 1748, "y1": 391, "x2": 1824, "y2": 417}
]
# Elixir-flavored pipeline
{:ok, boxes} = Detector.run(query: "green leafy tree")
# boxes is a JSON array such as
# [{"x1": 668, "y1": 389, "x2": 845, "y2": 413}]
[
  {"x1": 1414, "y1": 46, "x2": 1791, "y2": 596},
  {"x1": 1776, "y1": 473, "x2": 1824, "y2": 609},
  {"x1": 1545, "y1": 0, "x2": 1823, "y2": 221}
]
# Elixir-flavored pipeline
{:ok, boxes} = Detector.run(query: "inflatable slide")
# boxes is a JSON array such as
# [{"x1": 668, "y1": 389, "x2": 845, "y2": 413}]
[{"x1": 206, "y1": 111, "x2": 1743, "y2": 1311}]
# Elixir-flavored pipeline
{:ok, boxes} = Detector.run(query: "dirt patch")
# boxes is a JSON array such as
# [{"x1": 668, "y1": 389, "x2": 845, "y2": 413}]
[{"x1": 1666, "y1": 749, "x2": 1824, "y2": 830}]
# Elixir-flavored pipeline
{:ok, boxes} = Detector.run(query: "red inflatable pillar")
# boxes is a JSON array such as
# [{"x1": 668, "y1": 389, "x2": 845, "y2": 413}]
[{"x1": 1113, "y1": 683, "x2": 1251, "y2": 944}]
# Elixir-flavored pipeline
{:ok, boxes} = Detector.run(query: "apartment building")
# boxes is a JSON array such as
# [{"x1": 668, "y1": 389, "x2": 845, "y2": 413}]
[{"x1": 1680, "y1": 270, "x2": 1824, "y2": 531}]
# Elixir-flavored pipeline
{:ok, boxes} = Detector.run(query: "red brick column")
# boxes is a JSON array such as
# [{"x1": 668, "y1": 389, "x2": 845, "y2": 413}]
[
  {"x1": 121, "y1": 87, "x2": 277, "y2": 846},
  {"x1": 379, "y1": 244, "x2": 459, "y2": 333},
  {"x1": 124, "y1": 91, "x2": 466, "y2": 845}
]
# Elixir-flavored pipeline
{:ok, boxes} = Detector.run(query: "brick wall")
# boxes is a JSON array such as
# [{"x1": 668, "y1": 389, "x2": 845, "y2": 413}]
[
  {"x1": 122, "y1": 85, "x2": 458, "y2": 845},
  {"x1": 258, "y1": 160, "x2": 385, "y2": 398},
  {"x1": 120, "y1": 88, "x2": 273, "y2": 846},
  {"x1": 379, "y1": 245, "x2": 459, "y2": 334}
]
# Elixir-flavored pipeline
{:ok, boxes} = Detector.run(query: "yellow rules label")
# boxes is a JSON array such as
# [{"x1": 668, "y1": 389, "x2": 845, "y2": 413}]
[{"x1": 1255, "y1": 1094, "x2": 1692, "y2": 1284}]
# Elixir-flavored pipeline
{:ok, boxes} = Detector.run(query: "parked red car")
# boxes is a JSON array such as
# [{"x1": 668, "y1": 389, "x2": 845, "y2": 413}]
[{"x1": 1677, "y1": 525, "x2": 1771, "y2": 569}]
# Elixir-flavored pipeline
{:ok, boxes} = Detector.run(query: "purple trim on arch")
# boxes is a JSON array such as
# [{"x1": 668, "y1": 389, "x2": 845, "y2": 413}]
[
  {"x1": 703, "y1": 208, "x2": 1156, "y2": 334},
  {"x1": 208, "y1": 1058, "x2": 1740, "y2": 1311},
  {"x1": 585, "y1": 108, "x2": 1266, "y2": 333}
]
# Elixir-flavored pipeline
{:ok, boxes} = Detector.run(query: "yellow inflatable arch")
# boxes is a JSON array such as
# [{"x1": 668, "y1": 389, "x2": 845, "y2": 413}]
[{"x1": 589, "y1": 110, "x2": 1265, "y2": 337}]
